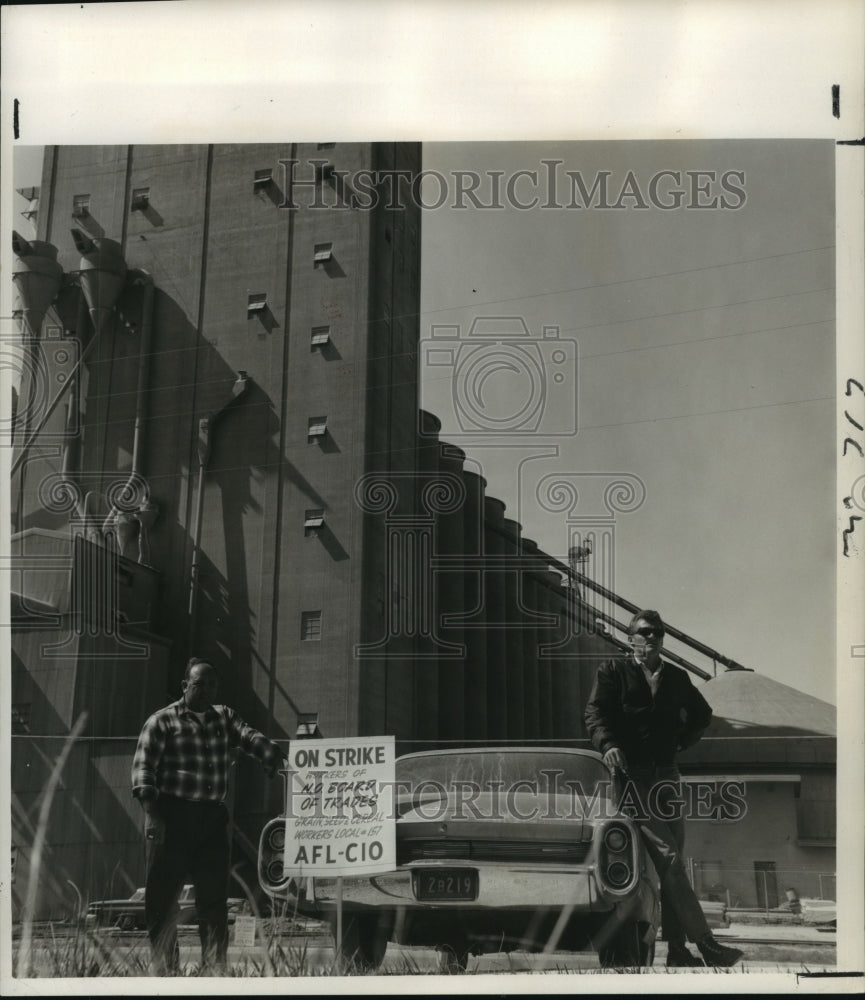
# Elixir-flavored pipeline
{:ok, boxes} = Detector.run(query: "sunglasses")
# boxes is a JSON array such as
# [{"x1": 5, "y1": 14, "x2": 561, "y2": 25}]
[{"x1": 633, "y1": 627, "x2": 665, "y2": 638}]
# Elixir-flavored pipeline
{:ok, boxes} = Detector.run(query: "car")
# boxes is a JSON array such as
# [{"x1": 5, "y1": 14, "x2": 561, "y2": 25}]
[
  {"x1": 257, "y1": 746, "x2": 660, "y2": 971},
  {"x1": 85, "y1": 887, "x2": 148, "y2": 931},
  {"x1": 85, "y1": 884, "x2": 248, "y2": 931}
]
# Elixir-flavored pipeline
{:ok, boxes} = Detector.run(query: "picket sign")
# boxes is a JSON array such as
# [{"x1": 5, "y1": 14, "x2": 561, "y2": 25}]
[{"x1": 279, "y1": 735, "x2": 397, "y2": 964}]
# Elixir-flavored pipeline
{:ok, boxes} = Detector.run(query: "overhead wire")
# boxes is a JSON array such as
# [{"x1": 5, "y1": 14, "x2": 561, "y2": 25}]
[{"x1": 66, "y1": 285, "x2": 834, "y2": 407}]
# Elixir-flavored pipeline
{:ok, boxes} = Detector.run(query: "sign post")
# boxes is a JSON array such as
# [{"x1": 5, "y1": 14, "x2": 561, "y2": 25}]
[
  {"x1": 280, "y1": 736, "x2": 396, "y2": 965},
  {"x1": 336, "y1": 876, "x2": 344, "y2": 966}
]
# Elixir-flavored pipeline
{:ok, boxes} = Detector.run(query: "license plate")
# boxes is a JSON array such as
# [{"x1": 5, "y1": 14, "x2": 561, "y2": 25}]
[{"x1": 413, "y1": 868, "x2": 478, "y2": 901}]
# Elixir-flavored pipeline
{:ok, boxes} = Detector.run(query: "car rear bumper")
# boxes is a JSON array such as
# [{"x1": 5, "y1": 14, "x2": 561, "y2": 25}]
[
  {"x1": 299, "y1": 866, "x2": 657, "y2": 954},
  {"x1": 305, "y1": 863, "x2": 652, "y2": 915}
]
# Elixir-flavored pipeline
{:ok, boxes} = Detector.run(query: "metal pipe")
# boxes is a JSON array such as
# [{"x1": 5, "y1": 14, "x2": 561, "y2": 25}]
[
  {"x1": 563, "y1": 561, "x2": 750, "y2": 671},
  {"x1": 11, "y1": 305, "x2": 102, "y2": 476},
  {"x1": 14, "y1": 290, "x2": 88, "y2": 536},
  {"x1": 187, "y1": 431, "x2": 209, "y2": 621},
  {"x1": 57, "y1": 295, "x2": 89, "y2": 521},
  {"x1": 187, "y1": 372, "x2": 250, "y2": 653},
  {"x1": 578, "y1": 599, "x2": 714, "y2": 681},
  {"x1": 60, "y1": 380, "x2": 78, "y2": 478},
  {"x1": 485, "y1": 517, "x2": 750, "y2": 673},
  {"x1": 13, "y1": 332, "x2": 45, "y2": 532},
  {"x1": 130, "y1": 278, "x2": 154, "y2": 476},
  {"x1": 101, "y1": 277, "x2": 155, "y2": 541},
  {"x1": 531, "y1": 564, "x2": 714, "y2": 680}
]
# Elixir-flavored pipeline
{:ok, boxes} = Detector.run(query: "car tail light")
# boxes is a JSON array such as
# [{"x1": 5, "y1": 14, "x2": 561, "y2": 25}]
[
  {"x1": 606, "y1": 861, "x2": 631, "y2": 887},
  {"x1": 266, "y1": 858, "x2": 285, "y2": 883},
  {"x1": 599, "y1": 821, "x2": 635, "y2": 893},
  {"x1": 258, "y1": 819, "x2": 291, "y2": 894},
  {"x1": 267, "y1": 825, "x2": 286, "y2": 851},
  {"x1": 604, "y1": 827, "x2": 628, "y2": 852}
]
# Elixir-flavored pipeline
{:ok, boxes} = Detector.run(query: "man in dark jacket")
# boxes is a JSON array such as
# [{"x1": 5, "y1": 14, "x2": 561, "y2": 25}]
[{"x1": 585, "y1": 609, "x2": 742, "y2": 968}]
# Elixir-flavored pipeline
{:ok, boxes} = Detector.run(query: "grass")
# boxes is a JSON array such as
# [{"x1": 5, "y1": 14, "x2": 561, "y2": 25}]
[
  {"x1": 14, "y1": 713, "x2": 89, "y2": 978},
  {"x1": 10, "y1": 921, "x2": 836, "y2": 978},
  {"x1": 10, "y1": 925, "x2": 418, "y2": 978}
]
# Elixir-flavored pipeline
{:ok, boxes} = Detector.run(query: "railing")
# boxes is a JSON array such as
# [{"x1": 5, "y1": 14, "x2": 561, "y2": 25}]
[
  {"x1": 484, "y1": 516, "x2": 751, "y2": 681},
  {"x1": 556, "y1": 556, "x2": 750, "y2": 678},
  {"x1": 687, "y1": 859, "x2": 836, "y2": 910}
]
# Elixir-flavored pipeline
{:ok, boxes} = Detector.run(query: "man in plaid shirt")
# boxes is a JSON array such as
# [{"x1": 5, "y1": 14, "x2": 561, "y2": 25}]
[{"x1": 132, "y1": 656, "x2": 284, "y2": 974}]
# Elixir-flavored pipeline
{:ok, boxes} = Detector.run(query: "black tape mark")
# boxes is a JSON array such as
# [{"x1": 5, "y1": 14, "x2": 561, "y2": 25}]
[
  {"x1": 843, "y1": 438, "x2": 864, "y2": 458},
  {"x1": 798, "y1": 971, "x2": 864, "y2": 980},
  {"x1": 846, "y1": 410, "x2": 865, "y2": 432},
  {"x1": 843, "y1": 515, "x2": 862, "y2": 556},
  {"x1": 836, "y1": 137, "x2": 865, "y2": 146},
  {"x1": 846, "y1": 378, "x2": 865, "y2": 396},
  {"x1": 13, "y1": 98, "x2": 19, "y2": 140},
  {"x1": 832, "y1": 84, "x2": 840, "y2": 118}
]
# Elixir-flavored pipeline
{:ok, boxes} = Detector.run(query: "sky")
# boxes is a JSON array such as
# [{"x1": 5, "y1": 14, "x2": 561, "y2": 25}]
[{"x1": 419, "y1": 140, "x2": 835, "y2": 704}]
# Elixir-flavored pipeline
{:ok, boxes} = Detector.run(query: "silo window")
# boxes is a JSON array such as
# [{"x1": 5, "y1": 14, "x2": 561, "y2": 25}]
[
  {"x1": 296, "y1": 712, "x2": 321, "y2": 737},
  {"x1": 301, "y1": 611, "x2": 322, "y2": 641},
  {"x1": 72, "y1": 194, "x2": 90, "y2": 218},
  {"x1": 304, "y1": 509, "x2": 325, "y2": 535},
  {"x1": 311, "y1": 325, "x2": 331, "y2": 348},
  {"x1": 313, "y1": 243, "x2": 333, "y2": 265},
  {"x1": 131, "y1": 187, "x2": 150, "y2": 211},
  {"x1": 253, "y1": 168, "x2": 274, "y2": 193},
  {"x1": 247, "y1": 293, "x2": 268, "y2": 316},
  {"x1": 308, "y1": 417, "x2": 328, "y2": 442}
]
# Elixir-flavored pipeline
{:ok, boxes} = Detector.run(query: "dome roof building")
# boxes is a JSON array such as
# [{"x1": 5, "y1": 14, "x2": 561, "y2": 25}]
[
  {"x1": 680, "y1": 669, "x2": 836, "y2": 770},
  {"x1": 702, "y1": 669, "x2": 835, "y2": 736}
]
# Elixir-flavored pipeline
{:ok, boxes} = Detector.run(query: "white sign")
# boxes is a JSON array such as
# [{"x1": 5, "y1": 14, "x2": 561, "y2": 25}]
[
  {"x1": 233, "y1": 914, "x2": 257, "y2": 948},
  {"x1": 281, "y1": 736, "x2": 395, "y2": 876}
]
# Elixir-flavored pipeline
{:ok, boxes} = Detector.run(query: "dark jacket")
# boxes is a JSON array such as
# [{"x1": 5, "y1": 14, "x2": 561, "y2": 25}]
[{"x1": 584, "y1": 657, "x2": 712, "y2": 767}]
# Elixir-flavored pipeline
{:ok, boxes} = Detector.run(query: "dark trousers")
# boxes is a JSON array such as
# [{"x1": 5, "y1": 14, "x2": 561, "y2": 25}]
[
  {"x1": 145, "y1": 796, "x2": 230, "y2": 974},
  {"x1": 625, "y1": 766, "x2": 709, "y2": 946}
]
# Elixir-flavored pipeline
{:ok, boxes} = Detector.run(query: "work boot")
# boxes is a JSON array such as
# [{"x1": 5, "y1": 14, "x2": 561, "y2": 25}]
[
  {"x1": 665, "y1": 942, "x2": 703, "y2": 967},
  {"x1": 696, "y1": 933, "x2": 744, "y2": 967}
]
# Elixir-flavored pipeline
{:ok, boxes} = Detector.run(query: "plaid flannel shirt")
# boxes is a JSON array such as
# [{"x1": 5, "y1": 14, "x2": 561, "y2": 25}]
[{"x1": 131, "y1": 698, "x2": 283, "y2": 804}]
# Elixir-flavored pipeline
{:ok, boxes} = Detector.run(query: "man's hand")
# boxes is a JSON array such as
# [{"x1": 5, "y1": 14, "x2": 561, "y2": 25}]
[
  {"x1": 603, "y1": 747, "x2": 628, "y2": 771},
  {"x1": 263, "y1": 746, "x2": 286, "y2": 779},
  {"x1": 143, "y1": 807, "x2": 166, "y2": 846}
]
